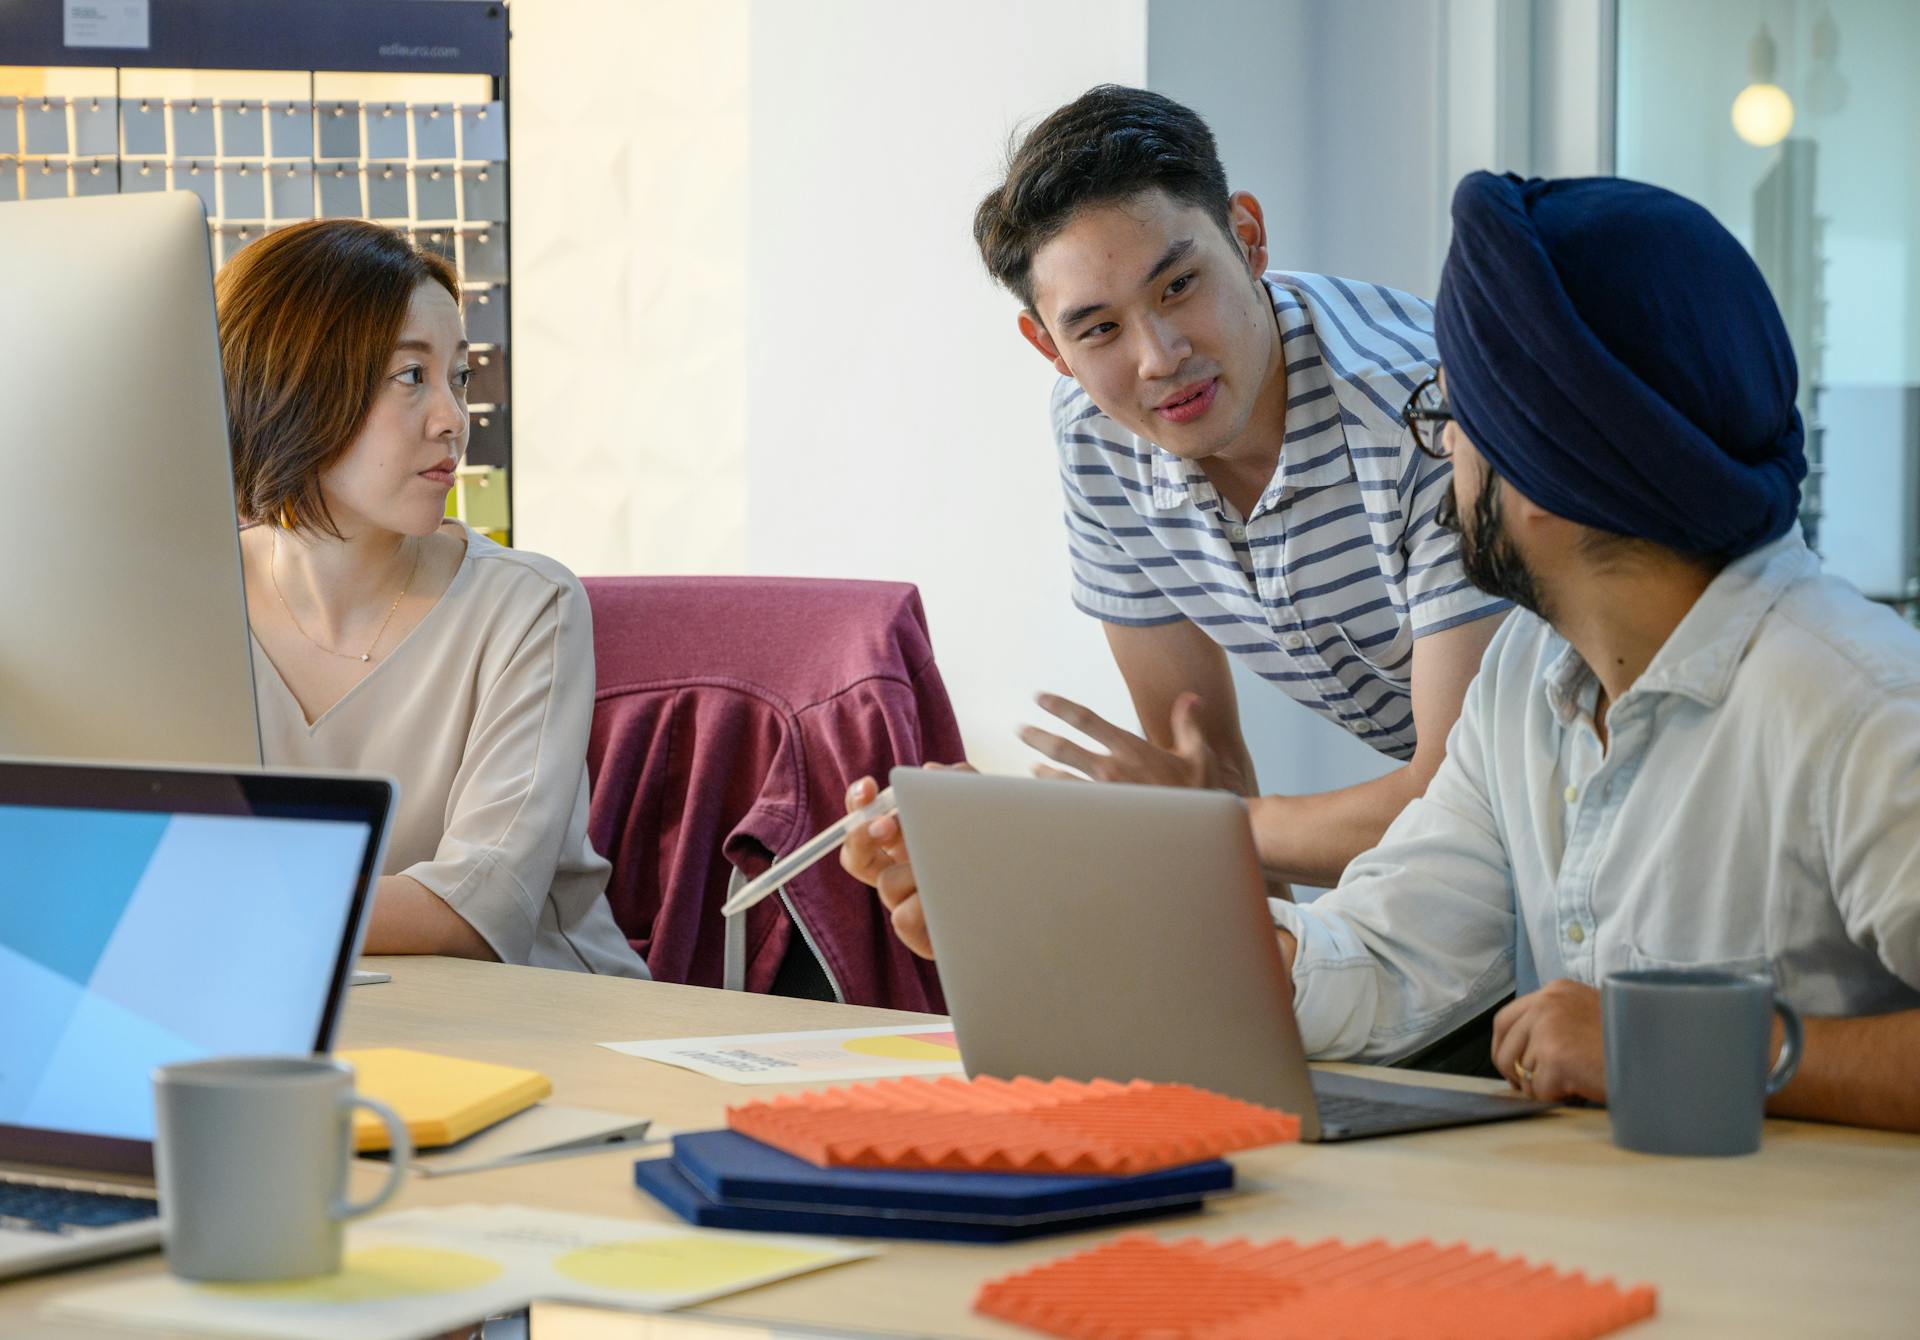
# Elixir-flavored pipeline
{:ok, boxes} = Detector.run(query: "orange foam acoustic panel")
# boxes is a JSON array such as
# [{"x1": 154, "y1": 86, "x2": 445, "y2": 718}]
[
  {"x1": 725, "y1": 1075, "x2": 1299, "y2": 1175},
  {"x1": 975, "y1": 1233, "x2": 1658, "y2": 1340}
]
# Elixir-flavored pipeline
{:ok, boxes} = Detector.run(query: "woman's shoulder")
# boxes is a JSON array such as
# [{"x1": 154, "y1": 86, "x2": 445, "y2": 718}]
[{"x1": 454, "y1": 524, "x2": 589, "y2": 609}]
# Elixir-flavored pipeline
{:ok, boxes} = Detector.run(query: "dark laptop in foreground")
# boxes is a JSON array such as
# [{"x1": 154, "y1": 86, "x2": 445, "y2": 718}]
[
  {"x1": 0, "y1": 762, "x2": 391, "y2": 1280},
  {"x1": 891, "y1": 768, "x2": 1551, "y2": 1142}
]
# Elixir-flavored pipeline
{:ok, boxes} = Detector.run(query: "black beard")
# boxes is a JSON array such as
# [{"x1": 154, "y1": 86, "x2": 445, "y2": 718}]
[{"x1": 1441, "y1": 476, "x2": 1548, "y2": 619}]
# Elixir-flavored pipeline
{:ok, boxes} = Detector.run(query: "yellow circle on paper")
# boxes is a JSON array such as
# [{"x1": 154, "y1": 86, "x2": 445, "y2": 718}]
[
  {"x1": 554, "y1": 1236, "x2": 826, "y2": 1293},
  {"x1": 840, "y1": 1031, "x2": 960, "y2": 1062},
  {"x1": 200, "y1": 1245, "x2": 502, "y2": 1303}
]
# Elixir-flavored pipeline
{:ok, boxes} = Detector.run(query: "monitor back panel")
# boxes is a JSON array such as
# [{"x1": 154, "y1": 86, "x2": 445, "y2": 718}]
[{"x1": 0, "y1": 192, "x2": 260, "y2": 767}]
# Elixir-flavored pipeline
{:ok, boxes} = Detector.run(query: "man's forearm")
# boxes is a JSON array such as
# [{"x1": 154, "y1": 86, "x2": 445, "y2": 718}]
[
  {"x1": 1246, "y1": 765, "x2": 1426, "y2": 887},
  {"x1": 1767, "y1": 1009, "x2": 1920, "y2": 1133}
]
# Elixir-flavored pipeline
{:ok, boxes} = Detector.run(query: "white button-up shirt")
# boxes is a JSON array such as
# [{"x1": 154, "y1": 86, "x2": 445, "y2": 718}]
[{"x1": 1272, "y1": 531, "x2": 1920, "y2": 1061}]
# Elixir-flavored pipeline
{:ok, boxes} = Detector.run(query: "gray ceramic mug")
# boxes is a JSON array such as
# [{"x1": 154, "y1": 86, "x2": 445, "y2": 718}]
[
  {"x1": 153, "y1": 1056, "x2": 411, "y2": 1281},
  {"x1": 1603, "y1": 969, "x2": 1802, "y2": 1156}
]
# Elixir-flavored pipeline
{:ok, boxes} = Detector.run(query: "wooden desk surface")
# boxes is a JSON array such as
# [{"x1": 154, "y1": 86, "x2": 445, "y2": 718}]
[{"x1": 7, "y1": 957, "x2": 1918, "y2": 1338}]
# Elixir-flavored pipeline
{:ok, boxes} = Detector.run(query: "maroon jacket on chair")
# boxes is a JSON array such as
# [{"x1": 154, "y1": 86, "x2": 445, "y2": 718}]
[{"x1": 581, "y1": 576, "x2": 956, "y2": 1012}]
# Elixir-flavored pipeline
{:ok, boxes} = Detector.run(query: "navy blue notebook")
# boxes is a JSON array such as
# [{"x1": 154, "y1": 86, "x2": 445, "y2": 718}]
[
  {"x1": 635, "y1": 1154, "x2": 1214, "y2": 1243},
  {"x1": 666, "y1": 1129, "x2": 1233, "y2": 1217}
]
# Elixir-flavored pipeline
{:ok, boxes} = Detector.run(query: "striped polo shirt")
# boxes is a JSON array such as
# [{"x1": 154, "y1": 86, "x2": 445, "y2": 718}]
[{"x1": 1055, "y1": 271, "x2": 1507, "y2": 762}]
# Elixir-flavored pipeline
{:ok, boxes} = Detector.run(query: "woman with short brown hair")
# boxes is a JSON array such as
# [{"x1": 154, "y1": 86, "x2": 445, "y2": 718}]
[{"x1": 218, "y1": 219, "x2": 646, "y2": 977}]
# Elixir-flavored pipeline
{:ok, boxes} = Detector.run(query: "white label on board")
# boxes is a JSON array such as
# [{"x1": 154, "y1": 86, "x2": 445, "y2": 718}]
[{"x1": 64, "y1": 1, "x2": 150, "y2": 49}]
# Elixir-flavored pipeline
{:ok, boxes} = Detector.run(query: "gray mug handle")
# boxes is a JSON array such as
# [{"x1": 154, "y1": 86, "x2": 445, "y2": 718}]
[
  {"x1": 334, "y1": 1095, "x2": 411, "y2": 1221},
  {"x1": 1766, "y1": 993, "x2": 1803, "y2": 1097}
]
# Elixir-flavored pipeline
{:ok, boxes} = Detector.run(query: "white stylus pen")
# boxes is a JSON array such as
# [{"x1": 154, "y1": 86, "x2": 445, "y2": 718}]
[{"x1": 719, "y1": 786, "x2": 897, "y2": 918}]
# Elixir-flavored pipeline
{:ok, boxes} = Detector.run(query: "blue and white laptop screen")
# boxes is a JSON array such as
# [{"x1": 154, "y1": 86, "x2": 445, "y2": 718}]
[{"x1": 0, "y1": 805, "x2": 373, "y2": 1143}]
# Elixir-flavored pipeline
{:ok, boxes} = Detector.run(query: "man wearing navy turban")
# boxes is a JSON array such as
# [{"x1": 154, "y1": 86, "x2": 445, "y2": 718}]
[{"x1": 1264, "y1": 173, "x2": 1920, "y2": 1132}]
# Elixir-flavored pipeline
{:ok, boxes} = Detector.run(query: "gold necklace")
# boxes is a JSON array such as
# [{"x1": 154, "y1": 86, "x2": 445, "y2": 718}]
[{"x1": 270, "y1": 533, "x2": 421, "y2": 664}]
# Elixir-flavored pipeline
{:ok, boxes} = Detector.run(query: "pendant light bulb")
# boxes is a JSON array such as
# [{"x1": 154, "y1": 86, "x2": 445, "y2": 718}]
[{"x1": 1732, "y1": 23, "x2": 1794, "y2": 147}]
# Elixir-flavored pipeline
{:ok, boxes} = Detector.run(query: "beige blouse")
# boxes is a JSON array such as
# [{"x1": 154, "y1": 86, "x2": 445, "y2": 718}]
[{"x1": 253, "y1": 525, "x2": 649, "y2": 978}]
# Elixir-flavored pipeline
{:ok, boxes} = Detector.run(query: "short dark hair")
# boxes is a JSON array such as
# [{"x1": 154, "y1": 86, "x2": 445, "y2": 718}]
[
  {"x1": 216, "y1": 219, "x2": 461, "y2": 539},
  {"x1": 973, "y1": 84, "x2": 1232, "y2": 314}
]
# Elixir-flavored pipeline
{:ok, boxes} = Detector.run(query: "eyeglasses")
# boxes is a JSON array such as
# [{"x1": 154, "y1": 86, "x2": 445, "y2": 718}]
[{"x1": 1402, "y1": 373, "x2": 1453, "y2": 460}]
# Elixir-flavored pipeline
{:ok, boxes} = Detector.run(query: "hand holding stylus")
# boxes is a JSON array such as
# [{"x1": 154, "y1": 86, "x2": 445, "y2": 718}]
[
  {"x1": 840, "y1": 776, "x2": 906, "y2": 885},
  {"x1": 841, "y1": 767, "x2": 972, "y2": 961},
  {"x1": 719, "y1": 784, "x2": 897, "y2": 918}
]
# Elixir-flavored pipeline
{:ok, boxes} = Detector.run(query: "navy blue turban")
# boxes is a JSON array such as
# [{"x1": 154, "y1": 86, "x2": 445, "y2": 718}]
[{"x1": 1433, "y1": 172, "x2": 1806, "y2": 557}]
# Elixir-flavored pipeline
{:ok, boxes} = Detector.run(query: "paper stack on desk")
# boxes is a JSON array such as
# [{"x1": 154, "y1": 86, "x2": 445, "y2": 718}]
[{"x1": 46, "y1": 1205, "x2": 873, "y2": 1340}]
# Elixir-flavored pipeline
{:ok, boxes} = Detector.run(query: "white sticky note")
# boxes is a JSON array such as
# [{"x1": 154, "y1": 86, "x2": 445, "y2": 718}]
[
  {"x1": 412, "y1": 164, "x2": 457, "y2": 220},
  {"x1": 64, "y1": 0, "x2": 150, "y2": 49},
  {"x1": 465, "y1": 286, "x2": 506, "y2": 345},
  {"x1": 220, "y1": 99, "x2": 264, "y2": 157},
  {"x1": 458, "y1": 102, "x2": 505, "y2": 161},
  {"x1": 217, "y1": 226, "x2": 261, "y2": 269},
  {"x1": 270, "y1": 162, "x2": 315, "y2": 220},
  {"x1": 121, "y1": 158, "x2": 165, "y2": 193},
  {"x1": 120, "y1": 98, "x2": 165, "y2": 155},
  {"x1": 460, "y1": 164, "x2": 506, "y2": 222},
  {"x1": 174, "y1": 160, "x2": 217, "y2": 217},
  {"x1": 460, "y1": 225, "x2": 507, "y2": 284},
  {"x1": 270, "y1": 101, "x2": 314, "y2": 159},
  {"x1": 220, "y1": 162, "x2": 266, "y2": 220},
  {"x1": 25, "y1": 160, "x2": 68, "y2": 200},
  {"x1": 171, "y1": 99, "x2": 215, "y2": 157},
  {"x1": 317, "y1": 100, "x2": 361, "y2": 160},
  {"x1": 72, "y1": 158, "x2": 115, "y2": 196},
  {"x1": 365, "y1": 162, "x2": 408, "y2": 218},
  {"x1": 24, "y1": 99, "x2": 69, "y2": 155},
  {"x1": 412, "y1": 103, "x2": 456, "y2": 159},
  {"x1": 319, "y1": 163, "x2": 365, "y2": 218},
  {"x1": 364, "y1": 102, "x2": 409, "y2": 159},
  {"x1": 72, "y1": 97, "x2": 117, "y2": 155}
]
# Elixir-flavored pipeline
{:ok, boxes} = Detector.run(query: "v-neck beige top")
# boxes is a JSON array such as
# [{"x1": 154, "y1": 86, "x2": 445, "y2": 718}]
[{"x1": 253, "y1": 524, "x2": 649, "y2": 978}]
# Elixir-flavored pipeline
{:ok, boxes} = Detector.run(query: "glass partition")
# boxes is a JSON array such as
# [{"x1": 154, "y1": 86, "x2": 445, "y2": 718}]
[{"x1": 1617, "y1": 0, "x2": 1920, "y2": 611}]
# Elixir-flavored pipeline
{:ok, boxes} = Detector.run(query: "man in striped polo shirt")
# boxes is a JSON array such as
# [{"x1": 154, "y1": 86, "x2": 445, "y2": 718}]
[{"x1": 976, "y1": 85, "x2": 1508, "y2": 890}]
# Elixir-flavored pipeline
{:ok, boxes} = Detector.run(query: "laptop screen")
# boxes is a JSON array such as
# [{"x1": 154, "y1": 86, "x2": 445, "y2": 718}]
[{"x1": 0, "y1": 766, "x2": 389, "y2": 1161}]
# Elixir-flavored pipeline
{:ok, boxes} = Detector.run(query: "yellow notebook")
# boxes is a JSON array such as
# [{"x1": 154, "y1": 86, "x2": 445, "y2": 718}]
[{"x1": 339, "y1": 1048, "x2": 552, "y2": 1152}]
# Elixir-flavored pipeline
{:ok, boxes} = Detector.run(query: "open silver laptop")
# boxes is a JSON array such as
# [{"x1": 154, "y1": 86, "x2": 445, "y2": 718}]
[
  {"x1": 0, "y1": 761, "x2": 392, "y2": 1280},
  {"x1": 891, "y1": 769, "x2": 1550, "y2": 1142}
]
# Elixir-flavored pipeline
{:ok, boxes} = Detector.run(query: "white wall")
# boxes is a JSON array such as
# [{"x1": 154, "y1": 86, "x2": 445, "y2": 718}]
[
  {"x1": 510, "y1": 0, "x2": 1578, "y2": 790},
  {"x1": 741, "y1": 0, "x2": 1148, "y2": 772},
  {"x1": 510, "y1": 0, "x2": 751, "y2": 577},
  {"x1": 515, "y1": 0, "x2": 1147, "y2": 774},
  {"x1": 1616, "y1": 0, "x2": 1920, "y2": 593},
  {"x1": 1148, "y1": 0, "x2": 1452, "y2": 296}
]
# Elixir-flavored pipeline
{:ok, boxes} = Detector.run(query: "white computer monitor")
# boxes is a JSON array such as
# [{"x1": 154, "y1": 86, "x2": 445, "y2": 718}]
[{"x1": 0, "y1": 191, "x2": 261, "y2": 767}]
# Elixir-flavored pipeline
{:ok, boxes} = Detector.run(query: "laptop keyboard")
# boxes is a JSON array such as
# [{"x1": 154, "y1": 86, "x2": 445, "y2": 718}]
[
  {"x1": 0, "y1": 1179, "x2": 160, "y2": 1236},
  {"x1": 1315, "y1": 1091, "x2": 1482, "y2": 1133}
]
